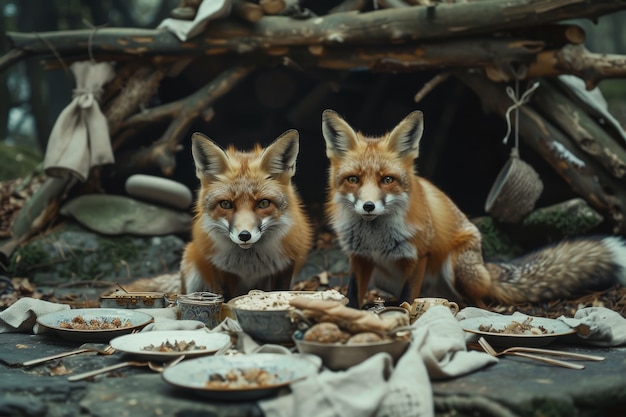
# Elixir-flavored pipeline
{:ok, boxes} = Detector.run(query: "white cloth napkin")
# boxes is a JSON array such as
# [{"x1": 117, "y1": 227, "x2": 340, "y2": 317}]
[
  {"x1": 158, "y1": 0, "x2": 231, "y2": 41},
  {"x1": 0, "y1": 298, "x2": 70, "y2": 333},
  {"x1": 557, "y1": 307, "x2": 626, "y2": 346},
  {"x1": 259, "y1": 305, "x2": 496, "y2": 417}
]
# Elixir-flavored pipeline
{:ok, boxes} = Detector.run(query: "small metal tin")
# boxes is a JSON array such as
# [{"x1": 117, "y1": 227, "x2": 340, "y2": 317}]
[
  {"x1": 177, "y1": 292, "x2": 224, "y2": 329},
  {"x1": 100, "y1": 290, "x2": 167, "y2": 309}
]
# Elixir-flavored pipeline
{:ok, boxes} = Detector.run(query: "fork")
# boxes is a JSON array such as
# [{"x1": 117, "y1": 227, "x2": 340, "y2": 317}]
[
  {"x1": 67, "y1": 360, "x2": 149, "y2": 382},
  {"x1": 23, "y1": 344, "x2": 116, "y2": 367},
  {"x1": 477, "y1": 337, "x2": 585, "y2": 370},
  {"x1": 495, "y1": 345, "x2": 605, "y2": 361},
  {"x1": 67, "y1": 355, "x2": 185, "y2": 381}
]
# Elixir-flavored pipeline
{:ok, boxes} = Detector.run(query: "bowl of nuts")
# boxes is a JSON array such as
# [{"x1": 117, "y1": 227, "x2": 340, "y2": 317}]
[{"x1": 289, "y1": 298, "x2": 412, "y2": 370}]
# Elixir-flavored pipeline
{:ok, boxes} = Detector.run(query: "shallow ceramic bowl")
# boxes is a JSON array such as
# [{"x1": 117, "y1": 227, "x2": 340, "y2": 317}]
[
  {"x1": 293, "y1": 336, "x2": 410, "y2": 371},
  {"x1": 162, "y1": 353, "x2": 320, "y2": 401},
  {"x1": 227, "y1": 290, "x2": 345, "y2": 344},
  {"x1": 36, "y1": 308, "x2": 154, "y2": 342}
]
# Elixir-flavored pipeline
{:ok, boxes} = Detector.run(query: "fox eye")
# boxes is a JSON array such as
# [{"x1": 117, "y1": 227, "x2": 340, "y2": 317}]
[
  {"x1": 218, "y1": 200, "x2": 233, "y2": 209},
  {"x1": 257, "y1": 199, "x2": 271, "y2": 209},
  {"x1": 346, "y1": 175, "x2": 359, "y2": 184},
  {"x1": 382, "y1": 176, "x2": 394, "y2": 184}
]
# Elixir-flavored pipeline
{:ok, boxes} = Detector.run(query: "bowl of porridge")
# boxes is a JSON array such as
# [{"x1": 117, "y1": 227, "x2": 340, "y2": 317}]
[{"x1": 227, "y1": 290, "x2": 345, "y2": 343}]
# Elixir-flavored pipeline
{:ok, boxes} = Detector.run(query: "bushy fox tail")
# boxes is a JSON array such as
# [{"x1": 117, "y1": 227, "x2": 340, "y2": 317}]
[{"x1": 484, "y1": 236, "x2": 626, "y2": 305}]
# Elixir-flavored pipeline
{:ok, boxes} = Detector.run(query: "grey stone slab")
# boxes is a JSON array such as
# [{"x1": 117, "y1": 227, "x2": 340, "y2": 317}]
[{"x1": 2, "y1": 333, "x2": 625, "y2": 417}]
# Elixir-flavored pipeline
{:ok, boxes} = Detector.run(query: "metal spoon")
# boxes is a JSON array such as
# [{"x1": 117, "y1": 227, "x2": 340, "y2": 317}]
[
  {"x1": 67, "y1": 355, "x2": 185, "y2": 381},
  {"x1": 23, "y1": 343, "x2": 116, "y2": 367}
]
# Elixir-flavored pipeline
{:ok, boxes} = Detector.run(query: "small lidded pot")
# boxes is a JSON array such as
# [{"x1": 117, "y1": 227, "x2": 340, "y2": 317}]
[{"x1": 177, "y1": 292, "x2": 224, "y2": 329}]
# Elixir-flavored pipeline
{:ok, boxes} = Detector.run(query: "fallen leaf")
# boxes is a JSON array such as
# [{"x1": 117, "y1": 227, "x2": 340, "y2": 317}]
[{"x1": 49, "y1": 363, "x2": 72, "y2": 376}]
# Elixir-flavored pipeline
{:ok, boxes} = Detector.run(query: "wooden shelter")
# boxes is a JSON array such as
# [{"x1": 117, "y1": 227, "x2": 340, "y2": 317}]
[{"x1": 2, "y1": 0, "x2": 626, "y2": 261}]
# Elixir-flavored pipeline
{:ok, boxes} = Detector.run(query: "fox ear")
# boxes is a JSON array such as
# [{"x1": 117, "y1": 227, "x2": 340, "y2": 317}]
[
  {"x1": 191, "y1": 132, "x2": 230, "y2": 180},
  {"x1": 386, "y1": 110, "x2": 424, "y2": 160},
  {"x1": 261, "y1": 129, "x2": 299, "y2": 179},
  {"x1": 322, "y1": 109, "x2": 359, "y2": 158}
]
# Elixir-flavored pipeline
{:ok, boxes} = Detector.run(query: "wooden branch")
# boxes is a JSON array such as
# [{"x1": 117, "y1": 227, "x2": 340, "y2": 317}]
[
  {"x1": 456, "y1": 71, "x2": 626, "y2": 234},
  {"x1": 232, "y1": 0, "x2": 264, "y2": 23},
  {"x1": 103, "y1": 64, "x2": 165, "y2": 136},
  {"x1": 111, "y1": 66, "x2": 254, "y2": 178},
  {"x1": 295, "y1": 37, "x2": 546, "y2": 72},
  {"x1": 531, "y1": 79, "x2": 626, "y2": 180},
  {"x1": 528, "y1": 44, "x2": 626, "y2": 89},
  {"x1": 2, "y1": 0, "x2": 625, "y2": 72}
]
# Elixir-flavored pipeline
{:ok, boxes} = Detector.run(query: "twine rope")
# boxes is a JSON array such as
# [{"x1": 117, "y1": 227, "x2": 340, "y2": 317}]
[{"x1": 502, "y1": 80, "x2": 540, "y2": 149}]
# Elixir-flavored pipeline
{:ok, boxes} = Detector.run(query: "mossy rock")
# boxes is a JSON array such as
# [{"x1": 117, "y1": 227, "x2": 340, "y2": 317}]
[
  {"x1": 471, "y1": 216, "x2": 524, "y2": 262},
  {"x1": 8, "y1": 222, "x2": 186, "y2": 285}
]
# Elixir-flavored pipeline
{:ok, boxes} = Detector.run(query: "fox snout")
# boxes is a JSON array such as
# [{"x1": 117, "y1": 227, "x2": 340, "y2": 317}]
[
  {"x1": 353, "y1": 182, "x2": 384, "y2": 220},
  {"x1": 355, "y1": 198, "x2": 384, "y2": 220},
  {"x1": 229, "y1": 210, "x2": 261, "y2": 249}
]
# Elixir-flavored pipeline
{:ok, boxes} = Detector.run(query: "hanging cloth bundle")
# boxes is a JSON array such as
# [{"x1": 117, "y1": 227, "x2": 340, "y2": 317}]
[
  {"x1": 484, "y1": 80, "x2": 544, "y2": 223},
  {"x1": 43, "y1": 61, "x2": 115, "y2": 182}
]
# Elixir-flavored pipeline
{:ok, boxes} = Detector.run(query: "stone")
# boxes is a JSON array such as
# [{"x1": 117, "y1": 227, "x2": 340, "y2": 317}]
[
  {"x1": 125, "y1": 174, "x2": 193, "y2": 210},
  {"x1": 59, "y1": 194, "x2": 192, "y2": 236}
]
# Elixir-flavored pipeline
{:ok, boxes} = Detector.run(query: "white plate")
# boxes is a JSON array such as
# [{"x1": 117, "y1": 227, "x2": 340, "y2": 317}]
[
  {"x1": 459, "y1": 315, "x2": 576, "y2": 347},
  {"x1": 110, "y1": 330, "x2": 231, "y2": 361},
  {"x1": 162, "y1": 353, "x2": 320, "y2": 401},
  {"x1": 36, "y1": 308, "x2": 154, "y2": 342}
]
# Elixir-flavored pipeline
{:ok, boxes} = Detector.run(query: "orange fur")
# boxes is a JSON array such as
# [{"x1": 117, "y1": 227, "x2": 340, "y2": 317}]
[
  {"x1": 322, "y1": 109, "x2": 626, "y2": 308},
  {"x1": 180, "y1": 129, "x2": 313, "y2": 301}
]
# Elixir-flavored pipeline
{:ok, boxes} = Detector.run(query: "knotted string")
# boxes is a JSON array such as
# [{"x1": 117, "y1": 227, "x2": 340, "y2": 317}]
[{"x1": 502, "y1": 80, "x2": 540, "y2": 149}]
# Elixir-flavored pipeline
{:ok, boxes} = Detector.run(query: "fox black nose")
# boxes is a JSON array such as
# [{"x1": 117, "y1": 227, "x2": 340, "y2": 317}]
[
  {"x1": 238, "y1": 230, "x2": 252, "y2": 242},
  {"x1": 363, "y1": 201, "x2": 376, "y2": 212}
]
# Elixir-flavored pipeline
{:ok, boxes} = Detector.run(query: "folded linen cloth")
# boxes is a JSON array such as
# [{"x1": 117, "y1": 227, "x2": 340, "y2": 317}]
[
  {"x1": 457, "y1": 306, "x2": 626, "y2": 347},
  {"x1": 210, "y1": 316, "x2": 268, "y2": 353},
  {"x1": 158, "y1": 0, "x2": 231, "y2": 41},
  {"x1": 260, "y1": 305, "x2": 496, "y2": 417},
  {"x1": 557, "y1": 307, "x2": 626, "y2": 346},
  {"x1": 0, "y1": 298, "x2": 70, "y2": 333}
]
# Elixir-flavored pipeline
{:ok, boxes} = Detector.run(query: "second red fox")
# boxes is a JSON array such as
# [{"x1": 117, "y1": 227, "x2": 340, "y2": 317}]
[{"x1": 321, "y1": 109, "x2": 626, "y2": 308}]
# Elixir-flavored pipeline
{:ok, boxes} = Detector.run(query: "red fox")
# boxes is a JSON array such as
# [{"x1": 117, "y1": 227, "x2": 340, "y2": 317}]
[
  {"x1": 179, "y1": 130, "x2": 313, "y2": 300},
  {"x1": 322, "y1": 109, "x2": 626, "y2": 308}
]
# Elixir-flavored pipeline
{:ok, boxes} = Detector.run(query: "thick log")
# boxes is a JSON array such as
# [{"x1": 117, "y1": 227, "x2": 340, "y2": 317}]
[
  {"x1": 531, "y1": 79, "x2": 626, "y2": 180},
  {"x1": 457, "y1": 71, "x2": 626, "y2": 234},
  {"x1": 527, "y1": 44, "x2": 626, "y2": 89},
  {"x1": 232, "y1": 0, "x2": 264, "y2": 22},
  {"x1": 295, "y1": 38, "x2": 546, "y2": 73},
  {"x1": 2, "y1": 0, "x2": 625, "y2": 71}
]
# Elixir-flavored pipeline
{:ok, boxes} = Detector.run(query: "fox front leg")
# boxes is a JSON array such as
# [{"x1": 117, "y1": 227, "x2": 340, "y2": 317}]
[{"x1": 351, "y1": 255, "x2": 375, "y2": 308}]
